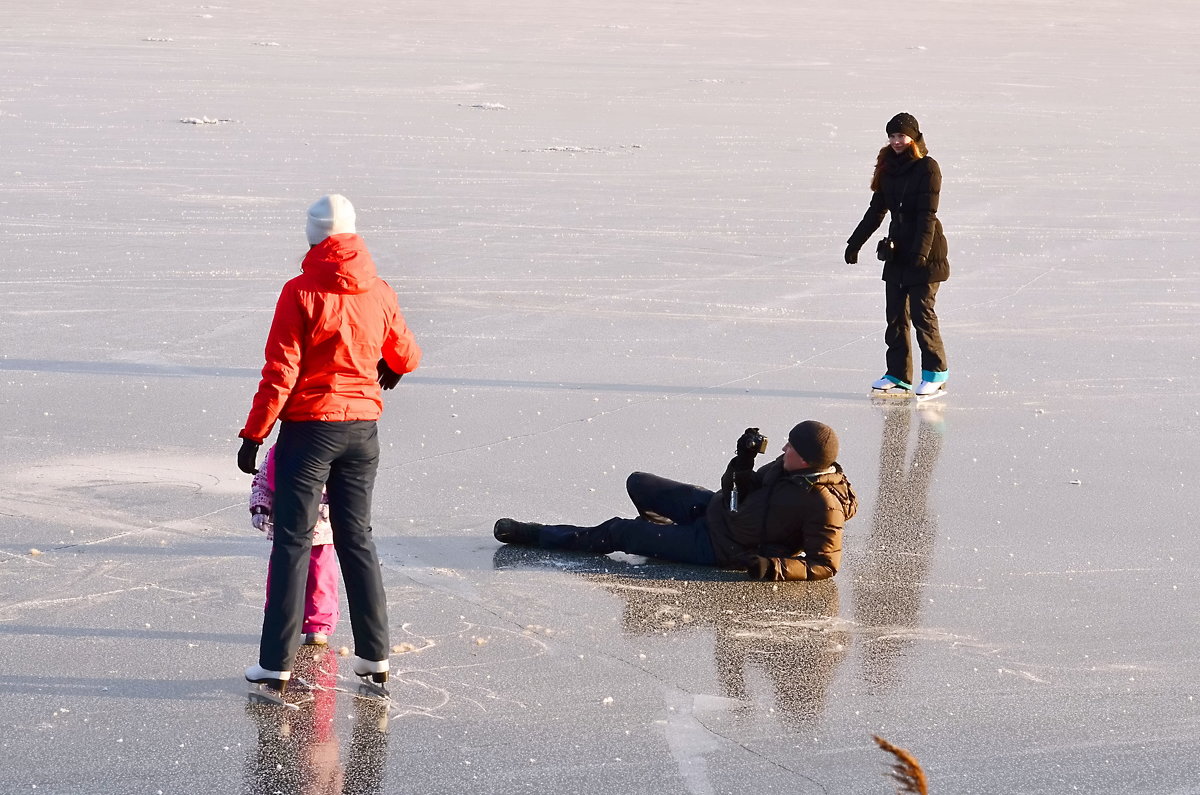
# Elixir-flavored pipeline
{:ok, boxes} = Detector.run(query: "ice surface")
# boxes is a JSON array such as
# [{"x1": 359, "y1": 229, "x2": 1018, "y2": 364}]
[{"x1": 2, "y1": 1, "x2": 1199, "y2": 793}]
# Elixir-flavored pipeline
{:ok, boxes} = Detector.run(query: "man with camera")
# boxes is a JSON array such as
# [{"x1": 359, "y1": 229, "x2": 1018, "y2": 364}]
[{"x1": 494, "y1": 421, "x2": 857, "y2": 581}]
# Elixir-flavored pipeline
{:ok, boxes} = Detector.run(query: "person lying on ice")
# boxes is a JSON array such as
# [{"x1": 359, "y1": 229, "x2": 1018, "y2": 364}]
[{"x1": 494, "y1": 421, "x2": 857, "y2": 581}]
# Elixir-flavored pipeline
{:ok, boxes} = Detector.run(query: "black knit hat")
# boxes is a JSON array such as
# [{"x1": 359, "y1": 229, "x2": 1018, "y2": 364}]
[
  {"x1": 788, "y1": 421, "x2": 839, "y2": 470},
  {"x1": 886, "y1": 112, "x2": 921, "y2": 141}
]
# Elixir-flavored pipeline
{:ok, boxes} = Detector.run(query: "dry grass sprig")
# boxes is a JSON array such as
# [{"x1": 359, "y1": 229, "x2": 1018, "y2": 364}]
[{"x1": 872, "y1": 735, "x2": 928, "y2": 794}]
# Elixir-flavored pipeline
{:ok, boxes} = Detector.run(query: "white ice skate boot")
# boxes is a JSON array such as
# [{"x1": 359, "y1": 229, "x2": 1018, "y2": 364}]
[
  {"x1": 245, "y1": 664, "x2": 295, "y2": 707},
  {"x1": 353, "y1": 657, "x2": 390, "y2": 698},
  {"x1": 870, "y1": 376, "x2": 912, "y2": 397},
  {"x1": 915, "y1": 379, "x2": 947, "y2": 399},
  {"x1": 245, "y1": 664, "x2": 291, "y2": 691},
  {"x1": 353, "y1": 657, "x2": 389, "y2": 682}
]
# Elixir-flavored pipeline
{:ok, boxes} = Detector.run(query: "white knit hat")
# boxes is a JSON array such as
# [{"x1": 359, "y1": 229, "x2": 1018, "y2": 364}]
[{"x1": 305, "y1": 194, "x2": 356, "y2": 245}]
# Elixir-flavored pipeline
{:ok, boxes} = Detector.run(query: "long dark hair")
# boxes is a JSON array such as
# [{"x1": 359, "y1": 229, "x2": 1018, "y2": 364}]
[{"x1": 870, "y1": 140, "x2": 925, "y2": 192}]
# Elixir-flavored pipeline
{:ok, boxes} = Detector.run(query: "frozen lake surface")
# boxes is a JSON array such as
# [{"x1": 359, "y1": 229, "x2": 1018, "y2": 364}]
[{"x1": 2, "y1": 1, "x2": 1199, "y2": 792}]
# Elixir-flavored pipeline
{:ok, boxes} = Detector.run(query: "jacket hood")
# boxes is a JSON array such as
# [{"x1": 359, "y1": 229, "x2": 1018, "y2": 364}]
[
  {"x1": 798, "y1": 463, "x2": 858, "y2": 520},
  {"x1": 765, "y1": 460, "x2": 857, "y2": 520},
  {"x1": 301, "y1": 233, "x2": 378, "y2": 295}
]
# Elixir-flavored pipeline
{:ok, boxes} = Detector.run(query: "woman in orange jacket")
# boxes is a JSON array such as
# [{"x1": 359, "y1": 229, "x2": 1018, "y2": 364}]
[{"x1": 239, "y1": 194, "x2": 421, "y2": 697}]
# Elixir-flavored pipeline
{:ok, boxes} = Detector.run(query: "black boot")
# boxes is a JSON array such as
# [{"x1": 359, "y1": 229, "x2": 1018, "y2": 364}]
[{"x1": 494, "y1": 518, "x2": 543, "y2": 546}]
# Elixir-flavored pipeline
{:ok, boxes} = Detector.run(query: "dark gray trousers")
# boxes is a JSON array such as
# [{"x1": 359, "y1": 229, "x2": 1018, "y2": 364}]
[
  {"x1": 259, "y1": 420, "x2": 388, "y2": 672},
  {"x1": 537, "y1": 472, "x2": 718, "y2": 566},
  {"x1": 884, "y1": 280, "x2": 947, "y2": 384}
]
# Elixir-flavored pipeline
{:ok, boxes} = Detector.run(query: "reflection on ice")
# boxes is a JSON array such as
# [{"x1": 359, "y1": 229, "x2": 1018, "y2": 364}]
[
  {"x1": 595, "y1": 576, "x2": 848, "y2": 729},
  {"x1": 852, "y1": 401, "x2": 944, "y2": 693},
  {"x1": 242, "y1": 646, "x2": 390, "y2": 795}
]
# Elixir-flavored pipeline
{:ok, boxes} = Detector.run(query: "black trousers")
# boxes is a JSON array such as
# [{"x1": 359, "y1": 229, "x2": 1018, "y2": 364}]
[
  {"x1": 537, "y1": 472, "x2": 718, "y2": 566},
  {"x1": 884, "y1": 280, "x2": 947, "y2": 385},
  {"x1": 260, "y1": 420, "x2": 388, "y2": 672}
]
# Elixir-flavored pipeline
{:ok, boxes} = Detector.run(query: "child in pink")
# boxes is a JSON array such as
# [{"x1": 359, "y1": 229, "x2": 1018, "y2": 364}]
[{"x1": 250, "y1": 445, "x2": 340, "y2": 645}]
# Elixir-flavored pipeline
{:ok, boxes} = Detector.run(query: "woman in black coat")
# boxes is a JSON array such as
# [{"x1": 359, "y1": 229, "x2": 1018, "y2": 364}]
[{"x1": 845, "y1": 113, "x2": 949, "y2": 397}]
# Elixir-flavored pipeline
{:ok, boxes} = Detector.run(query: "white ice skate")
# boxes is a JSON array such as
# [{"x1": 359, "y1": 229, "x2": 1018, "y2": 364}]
[
  {"x1": 352, "y1": 657, "x2": 391, "y2": 700},
  {"x1": 245, "y1": 665, "x2": 305, "y2": 709},
  {"x1": 870, "y1": 376, "x2": 912, "y2": 399},
  {"x1": 914, "y1": 380, "x2": 947, "y2": 401}
]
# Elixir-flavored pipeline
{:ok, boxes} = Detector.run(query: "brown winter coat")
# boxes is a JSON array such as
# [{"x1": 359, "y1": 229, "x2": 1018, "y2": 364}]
[{"x1": 705, "y1": 456, "x2": 857, "y2": 581}]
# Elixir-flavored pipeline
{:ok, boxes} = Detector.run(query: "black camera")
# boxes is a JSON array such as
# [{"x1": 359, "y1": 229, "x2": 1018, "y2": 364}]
[{"x1": 737, "y1": 427, "x2": 769, "y2": 457}]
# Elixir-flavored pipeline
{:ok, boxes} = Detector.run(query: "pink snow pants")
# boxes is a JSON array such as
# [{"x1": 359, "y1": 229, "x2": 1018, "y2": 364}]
[{"x1": 264, "y1": 544, "x2": 340, "y2": 635}]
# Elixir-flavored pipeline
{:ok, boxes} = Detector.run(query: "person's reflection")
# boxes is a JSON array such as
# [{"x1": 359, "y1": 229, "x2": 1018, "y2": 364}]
[
  {"x1": 852, "y1": 401, "x2": 944, "y2": 693},
  {"x1": 594, "y1": 576, "x2": 847, "y2": 729},
  {"x1": 243, "y1": 645, "x2": 390, "y2": 795},
  {"x1": 342, "y1": 697, "x2": 390, "y2": 795}
]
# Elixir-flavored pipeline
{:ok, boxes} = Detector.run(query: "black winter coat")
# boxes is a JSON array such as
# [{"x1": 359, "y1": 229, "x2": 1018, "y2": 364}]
[
  {"x1": 848, "y1": 145, "x2": 949, "y2": 286},
  {"x1": 705, "y1": 456, "x2": 857, "y2": 581}
]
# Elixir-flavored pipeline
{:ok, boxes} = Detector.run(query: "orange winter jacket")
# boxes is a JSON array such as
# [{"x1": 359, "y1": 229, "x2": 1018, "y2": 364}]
[{"x1": 239, "y1": 234, "x2": 421, "y2": 443}]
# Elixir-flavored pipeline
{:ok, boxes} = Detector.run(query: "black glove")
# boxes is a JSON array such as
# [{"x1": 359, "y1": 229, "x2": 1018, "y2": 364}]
[
  {"x1": 377, "y1": 358, "x2": 402, "y2": 390},
  {"x1": 237, "y1": 438, "x2": 261, "y2": 475},
  {"x1": 746, "y1": 555, "x2": 774, "y2": 580},
  {"x1": 735, "y1": 427, "x2": 767, "y2": 458},
  {"x1": 844, "y1": 245, "x2": 858, "y2": 265}
]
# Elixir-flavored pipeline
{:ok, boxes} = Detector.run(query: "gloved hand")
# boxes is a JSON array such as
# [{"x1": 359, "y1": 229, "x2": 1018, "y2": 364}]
[
  {"x1": 377, "y1": 357, "x2": 402, "y2": 390},
  {"x1": 735, "y1": 427, "x2": 767, "y2": 457},
  {"x1": 746, "y1": 555, "x2": 775, "y2": 580},
  {"x1": 914, "y1": 254, "x2": 927, "y2": 268},
  {"x1": 237, "y1": 438, "x2": 261, "y2": 475},
  {"x1": 251, "y1": 509, "x2": 270, "y2": 532},
  {"x1": 844, "y1": 245, "x2": 859, "y2": 265}
]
